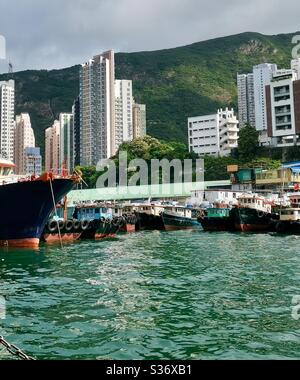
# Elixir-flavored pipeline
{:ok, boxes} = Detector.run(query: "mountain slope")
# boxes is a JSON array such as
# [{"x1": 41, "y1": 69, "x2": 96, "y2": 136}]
[{"x1": 0, "y1": 31, "x2": 298, "y2": 153}]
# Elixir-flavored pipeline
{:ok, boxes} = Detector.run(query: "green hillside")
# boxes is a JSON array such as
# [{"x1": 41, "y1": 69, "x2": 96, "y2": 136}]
[{"x1": 0, "y1": 31, "x2": 297, "y2": 154}]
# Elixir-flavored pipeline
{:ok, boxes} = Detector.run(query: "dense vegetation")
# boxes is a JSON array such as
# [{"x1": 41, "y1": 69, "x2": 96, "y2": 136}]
[{"x1": 0, "y1": 31, "x2": 298, "y2": 156}]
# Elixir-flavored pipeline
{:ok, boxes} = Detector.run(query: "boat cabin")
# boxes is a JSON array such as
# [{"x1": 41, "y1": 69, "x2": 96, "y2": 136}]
[
  {"x1": 112, "y1": 204, "x2": 136, "y2": 217},
  {"x1": 70, "y1": 204, "x2": 113, "y2": 221},
  {"x1": 238, "y1": 195, "x2": 272, "y2": 214},
  {"x1": 279, "y1": 208, "x2": 300, "y2": 221},
  {"x1": 163, "y1": 206, "x2": 195, "y2": 219},
  {"x1": 133, "y1": 204, "x2": 165, "y2": 216},
  {"x1": 289, "y1": 194, "x2": 300, "y2": 208}
]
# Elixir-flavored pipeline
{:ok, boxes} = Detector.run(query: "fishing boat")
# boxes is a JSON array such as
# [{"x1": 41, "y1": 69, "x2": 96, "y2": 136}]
[
  {"x1": 132, "y1": 204, "x2": 165, "y2": 231},
  {"x1": 72, "y1": 204, "x2": 120, "y2": 239},
  {"x1": 0, "y1": 157, "x2": 78, "y2": 248},
  {"x1": 198, "y1": 207, "x2": 235, "y2": 232},
  {"x1": 113, "y1": 204, "x2": 138, "y2": 233},
  {"x1": 162, "y1": 206, "x2": 201, "y2": 231},
  {"x1": 41, "y1": 218, "x2": 84, "y2": 243},
  {"x1": 275, "y1": 208, "x2": 300, "y2": 234},
  {"x1": 118, "y1": 215, "x2": 137, "y2": 233},
  {"x1": 231, "y1": 194, "x2": 278, "y2": 232},
  {"x1": 79, "y1": 218, "x2": 120, "y2": 240}
]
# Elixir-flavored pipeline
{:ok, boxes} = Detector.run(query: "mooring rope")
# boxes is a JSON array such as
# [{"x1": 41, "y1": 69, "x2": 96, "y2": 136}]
[{"x1": 49, "y1": 178, "x2": 64, "y2": 249}]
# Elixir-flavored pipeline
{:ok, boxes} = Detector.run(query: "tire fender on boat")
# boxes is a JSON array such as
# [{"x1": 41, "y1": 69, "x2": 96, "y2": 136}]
[
  {"x1": 81, "y1": 219, "x2": 90, "y2": 231},
  {"x1": 65, "y1": 220, "x2": 73, "y2": 232},
  {"x1": 48, "y1": 220, "x2": 58, "y2": 233}
]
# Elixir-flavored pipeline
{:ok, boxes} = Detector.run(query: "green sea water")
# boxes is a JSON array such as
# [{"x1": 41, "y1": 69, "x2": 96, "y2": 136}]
[{"x1": 1, "y1": 231, "x2": 300, "y2": 360}]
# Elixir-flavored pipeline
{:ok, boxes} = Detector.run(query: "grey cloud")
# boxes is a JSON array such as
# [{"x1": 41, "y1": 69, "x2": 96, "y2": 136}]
[{"x1": 0, "y1": 0, "x2": 300, "y2": 72}]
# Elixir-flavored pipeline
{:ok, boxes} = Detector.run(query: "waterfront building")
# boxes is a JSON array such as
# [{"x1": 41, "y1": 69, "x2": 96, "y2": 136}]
[
  {"x1": 228, "y1": 164, "x2": 300, "y2": 193},
  {"x1": 79, "y1": 50, "x2": 115, "y2": 166},
  {"x1": 188, "y1": 108, "x2": 239, "y2": 157},
  {"x1": 59, "y1": 113, "x2": 74, "y2": 173},
  {"x1": 253, "y1": 63, "x2": 277, "y2": 132},
  {"x1": 24, "y1": 147, "x2": 42, "y2": 176},
  {"x1": 14, "y1": 113, "x2": 35, "y2": 174},
  {"x1": 45, "y1": 120, "x2": 60, "y2": 173},
  {"x1": 72, "y1": 97, "x2": 81, "y2": 167},
  {"x1": 0, "y1": 80, "x2": 15, "y2": 161},
  {"x1": 237, "y1": 73, "x2": 255, "y2": 128},
  {"x1": 132, "y1": 102, "x2": 147, "y2": 139},
  {"x1": 266, "y1": 69, "x2": 300, "y2": 147},
  {"x1": 115, "y1": 80, "x2": 133, "y2": 151}
]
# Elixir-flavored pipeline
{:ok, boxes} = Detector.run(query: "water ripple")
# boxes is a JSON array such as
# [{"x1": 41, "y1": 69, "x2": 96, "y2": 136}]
[{"x1": 1, "y1": 231, "x2": 300, "y2": 359}]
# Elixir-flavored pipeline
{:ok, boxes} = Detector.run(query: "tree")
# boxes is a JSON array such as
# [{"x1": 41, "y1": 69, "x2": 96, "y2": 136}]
[
  {"x1": 203, "y1": 155, "x2": 238, "y2": 181},
  {"x1": 237, "y1": 124, "x2": 259, "y2": 162}
]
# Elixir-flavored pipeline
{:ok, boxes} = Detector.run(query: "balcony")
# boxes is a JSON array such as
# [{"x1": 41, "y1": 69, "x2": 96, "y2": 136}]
[
  {"x1": 274, "y1": 86, "x2": 290, "y2": 96},
  {"x1": 275, "y1": 122, "x2": 292, "y2": 129},
  {"x1": 274, "y1": 95, "x2": 291, "y2": 102},
  {"x1": 275, "y1": 110, "x2": 291, "y2": 117}
]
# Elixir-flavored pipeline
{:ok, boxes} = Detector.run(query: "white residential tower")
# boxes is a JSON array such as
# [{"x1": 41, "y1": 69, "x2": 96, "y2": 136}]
[{"x1": 188, "y1": 108, "x2": 239, "y2": 157}]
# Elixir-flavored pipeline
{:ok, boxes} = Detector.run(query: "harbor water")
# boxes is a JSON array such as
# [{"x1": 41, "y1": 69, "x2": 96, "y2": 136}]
[{"x1": 1, "y1": 230, "x2": 300, "y2": 360}]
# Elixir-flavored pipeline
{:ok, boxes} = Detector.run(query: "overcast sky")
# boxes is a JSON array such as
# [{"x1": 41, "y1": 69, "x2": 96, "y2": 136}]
[{"x1": 0, "y1": 0, "x2": 300, "y2": 73}]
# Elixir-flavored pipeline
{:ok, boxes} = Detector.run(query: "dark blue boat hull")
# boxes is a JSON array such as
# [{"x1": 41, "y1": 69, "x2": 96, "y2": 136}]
[
  {"x1": 162, "y1": 213, "x2": 201, "y2": 231},
  {"x1": 0, "y1": 179, "x2": 74, "y2": 247}
]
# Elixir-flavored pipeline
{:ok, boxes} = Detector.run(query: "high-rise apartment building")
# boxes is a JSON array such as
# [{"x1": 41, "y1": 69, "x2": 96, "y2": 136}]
[
  {"x1": 237, "y1": 73, "x2": 255, "y2": 128},
  {"x1": 14, "y1": 113, "x2": 35, "y2": 174},
  {"x1": 0, "y1": 80, "x2": 15, "y2": 161},
  {"x1": 253, "y1": 63, "x2": 277, "y2": 131},
  {"x1": 79, "y1": 50, "x2": 115, "y2": 166},
  {"x1": 132, "y1": 103, "x2": 147, "y2": 139},
  {"x1": 266, "y1": 70, "x2": 300, "y2": 147},
  {"x1": 59, "y1": 113, "x2": 74, "y2": 173},
  {"x1": 114, "y1": 80, "x2": 133, "y2": 151},
  {"x1": 24, "y1": 147, "x2": 42, "y2": 176},
  {"x1": 188, "y1": 108, "x2": 239, "y2": 157},
  {"x1": 72, "y1": 97, "x2": 81, "y2": 167},
  {"x1": 45, "y1": 120, "x2": 60, "y2": 173}
]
